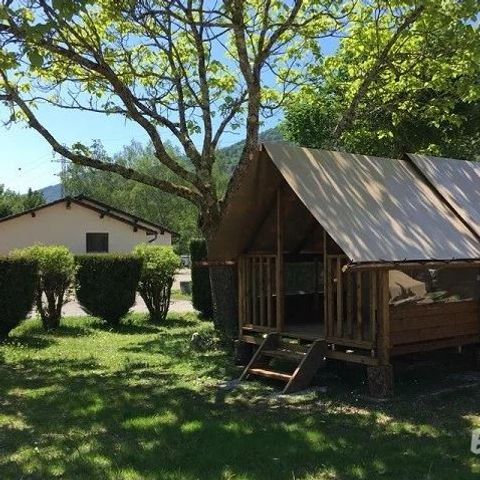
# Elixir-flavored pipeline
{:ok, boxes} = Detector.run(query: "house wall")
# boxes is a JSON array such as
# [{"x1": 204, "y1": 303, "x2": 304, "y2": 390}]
[{"x1": 0, "y1": 202, "x2": 171, "y2": 254}]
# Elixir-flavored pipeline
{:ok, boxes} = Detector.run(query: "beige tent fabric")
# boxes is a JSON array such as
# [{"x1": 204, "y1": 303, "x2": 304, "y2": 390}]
[
  {"x1": 407, "y1": 154, "x2": 480, "y2": 238},
  {"x1": 389, "y1": 270, "x2": 426, "y2": 299},
  {"x1": 264, "y1": 143, "x2": 480, "y2": 263}
]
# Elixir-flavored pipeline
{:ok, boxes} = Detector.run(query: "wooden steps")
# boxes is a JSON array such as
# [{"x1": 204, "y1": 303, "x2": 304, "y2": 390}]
[
  {"x1": 262, "y1": 349, "x2": 305, "y2": 361},
  {"x1": 249, "y1": 368, "x2": 292, "y2": 382},
  {"x1": 238, "y1": 333, "x2": 327, "y2": 394}
]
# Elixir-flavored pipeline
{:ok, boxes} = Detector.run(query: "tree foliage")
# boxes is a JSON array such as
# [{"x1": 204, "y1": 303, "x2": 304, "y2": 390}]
[
  {"x1": 283, "y1": 1, "x2": 480, "y2": 158},
  {"x1": 61, "y1": 140, "x2": 200, "y2": 253},
  {"x1": 0, "y1": 0, "x2": 343, "y2": 235},
  {"x1": 0, "y1": 185, "x2": 44, "y2": 218}
]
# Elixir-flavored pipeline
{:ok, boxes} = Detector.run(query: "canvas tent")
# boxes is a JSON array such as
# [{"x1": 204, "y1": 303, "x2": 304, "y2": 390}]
[
  {"x1": 211, "y1": 142, "x2": 480, "y2": 396},
  {"x1": 407, "y1": 153, "x2": 480, "y2": 239}
]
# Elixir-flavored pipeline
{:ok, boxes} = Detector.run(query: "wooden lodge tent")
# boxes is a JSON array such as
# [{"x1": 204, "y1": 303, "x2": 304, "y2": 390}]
[{"x1": 209, "y1": 142, "x2": 480, "y2": 396}]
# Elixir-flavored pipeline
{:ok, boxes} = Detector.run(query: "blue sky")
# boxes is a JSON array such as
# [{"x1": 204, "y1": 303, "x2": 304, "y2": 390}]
[
  {"x1": 0, "y1": 103, "x2": 280, "y2": 193},
  {"x1": 0, "y1": 36, "x2": 338, "y2": 194}
]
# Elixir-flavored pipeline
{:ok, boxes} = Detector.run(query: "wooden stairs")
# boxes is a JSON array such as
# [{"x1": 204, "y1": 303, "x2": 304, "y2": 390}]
[{"x1": 238, "y1": 333, "x2": 327, "y2": 393}]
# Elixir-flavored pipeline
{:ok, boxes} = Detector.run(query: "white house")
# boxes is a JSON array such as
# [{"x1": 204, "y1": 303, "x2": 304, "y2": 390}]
[{"x1": 0, "y1": 195, "x2": 174, "y2": 254}]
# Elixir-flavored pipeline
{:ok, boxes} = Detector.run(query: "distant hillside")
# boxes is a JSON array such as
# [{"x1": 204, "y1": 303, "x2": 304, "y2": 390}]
[
  {"x1": 38, "y1": 127, "x2": 284, "y2": 201},
  {"x1": 217, "y1": 126, "x2": 284, "y2": 174},
  {"x1": 39, "y1": 183, "x2": 63, "y2": 202}
]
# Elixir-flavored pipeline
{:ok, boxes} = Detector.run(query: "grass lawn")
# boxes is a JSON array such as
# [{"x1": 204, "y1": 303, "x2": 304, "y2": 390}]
[
  {"x1": 170, "y1": 289, "x2": 192, "y2": 301},
  {"x1": 0, "y1": 313, "x2": 479, "y2": 480}
]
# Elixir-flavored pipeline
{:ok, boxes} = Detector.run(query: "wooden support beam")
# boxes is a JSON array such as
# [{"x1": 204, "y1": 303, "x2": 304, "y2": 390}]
[
  {"x1": 246, "y1": 257, "x2": 252, "y2": 325},
  {"x1": 346, "y1": 260, "x2": 480, "y2": 272},
  {"x1": 377, "y1": 269, "x2": 390, "y2": 365},
  {"x1": 194, "y1": 260, "x2": 236, "y2": 267},
  {"x1": 370, "y1": 271, "x2": 377, "y2": 343},
  {"x1": 326, "y1": 257, "x2": 333, "y2": 337},
  {"x1": 259, "y1": 257, "x2": 265, "y2": 326},
  {"x1": 276, "y1": 187, "x2": 285, "y2": 332},
  {"x1": 346, "y1": 272, "x2": 353, "y2": 338},
  {"x1": 252, "y1": 257, "x2": 258, "y2": 326},
  {"x1": 356, "y1": 271, "x2": 363, "y2": 340},
  {"x1": 266, "y1": 257, "x2": 273, "y2": 327},
  {"x1": 336, "y1": 257, "x2": 343, "y2": 337},
  {"x1": 238, "y1": 257, "x2": 244, "y2": 336},
  {"x1": 323, "y1": 229, "x2": 328, "y2": 335}
]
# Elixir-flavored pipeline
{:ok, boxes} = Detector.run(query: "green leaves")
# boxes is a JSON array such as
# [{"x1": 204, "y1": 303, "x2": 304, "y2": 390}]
[
  {"x1": 284, "y1": 0, "x2": 480, "y2": 160},
  {"x1": 27, "y1": 50, "x2": 43, "y2": 68}
]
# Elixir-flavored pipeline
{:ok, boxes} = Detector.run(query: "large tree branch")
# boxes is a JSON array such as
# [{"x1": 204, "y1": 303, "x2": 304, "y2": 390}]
[
  {"x1": 332, "y1": 5, "x2": 425, "y2": 140},
  {"x1": 4, "y1": 16, "x2": 203, "y2": 190},
  {"x1": 1, "y1": 73, "x2": 202, "y2": 205}
]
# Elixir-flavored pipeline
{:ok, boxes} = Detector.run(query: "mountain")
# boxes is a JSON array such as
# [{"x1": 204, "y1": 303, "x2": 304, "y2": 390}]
[
  {"x1": 217, "y1": 126, "x2": 284, "y2": 174},
  {"x1": 39, "y1": 183, "x2": 63, "y2": 202},
  {"x1": 37, "y1": 126, "x2": 285, "y2": 200}
]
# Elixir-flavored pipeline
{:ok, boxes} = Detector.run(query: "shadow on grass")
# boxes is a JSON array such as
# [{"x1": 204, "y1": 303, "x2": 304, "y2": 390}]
[
  {"x1": 0, "y1": 359, "x2": 478, "y2": 479},
  {"x1": 1, "y1": 316, "x2": 479, "y2": 479},
  {"x1": 0, "y1": 335, "x2": 54, "y2": 350}
]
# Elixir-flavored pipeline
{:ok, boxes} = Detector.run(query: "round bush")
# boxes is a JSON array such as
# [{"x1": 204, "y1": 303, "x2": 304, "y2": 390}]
[
  {"x1": 133, "y1": 244, "x2": 181, "y2": 323},
  {"x1": 75, "y1": 254, "x2": 142, "y2": 326},
  {"x1": 11, "y1": 245, "x2": 75, "y2": 330},
  {"x1": 0, "y1": 258, "x2": 37, "y2": 339}
]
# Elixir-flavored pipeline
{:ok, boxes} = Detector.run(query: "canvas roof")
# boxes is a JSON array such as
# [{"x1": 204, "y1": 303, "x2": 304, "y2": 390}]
[
  {"x1": 407, "y1": 154, "x2": 480, "y2": 239},
  {"x1": 209, "y1": 143, "x2": 480, "y2": 262}
]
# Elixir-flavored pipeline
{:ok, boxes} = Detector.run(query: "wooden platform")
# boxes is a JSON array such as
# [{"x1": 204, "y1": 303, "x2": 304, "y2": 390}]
[{"x1": 242, "y1": 322, "x2": 324, "y2": 340}]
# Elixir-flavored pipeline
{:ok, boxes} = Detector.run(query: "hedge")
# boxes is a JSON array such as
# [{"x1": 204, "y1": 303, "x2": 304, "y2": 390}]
[
  {"x1": 190, "y1": 239, "x2": 213, "y2": 319},
  {"x1": 75, "y1": 254, "x2": 142, "y2": 326},
  {"x1": 0, "y1": 258, "x2": 37, "y2": 339},
  {"x1": 133, "y1": 244, "x2": 181, "y2": 323},
  {"x1": 11, "y1": 246, "x2": 75, "y2": 330}
]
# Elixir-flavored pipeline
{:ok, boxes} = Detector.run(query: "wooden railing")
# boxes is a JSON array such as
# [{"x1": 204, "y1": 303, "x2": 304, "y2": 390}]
[
  {"x1": 238, "y1": 254, "x2": 277, "y2": 329},
  {"x1": 325, "y1": 255, "x2": 379, "y2": 348}
]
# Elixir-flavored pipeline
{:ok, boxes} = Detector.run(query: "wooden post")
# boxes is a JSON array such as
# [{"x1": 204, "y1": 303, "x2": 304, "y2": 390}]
[
  {"x1": 238, "y1": 256, "x2": 244, "y2": 336},
  {"x1": 259, "y1": 257, "x2": 265, "y2": 326},
  {"x1": 266, "y1": 257, "x2": 273, "y2": 327},
  {"x1": 252, "y1": 257, "x2": 257, "y2": 325},
  {"x1": 323, "y1": 230, "x2": 328, "y2": 336},
  {"x1": 276, "y1": 188, "x2": 285, "y2": 332},
  {"x1": 367, "y1": 269, "x2": 393, "y2": 398},
  {"x1": 370, "y1": 271, "x2": 377, "y2": 342},
  {"x1": 336, "y1": 257, "x2": 343, "y2": 337},
  {"x1": 346, "y1": 272, "x2": 353, "y2": 338},
  {"x1": 356, "y1": 271, "x2": 362, "y2": 340},
  {"x1": 326, "y1": 257, "x2": 333, "y2": 337},
  {"x1": 377, "y1": 269, "x2": 390, "y2": 365}
]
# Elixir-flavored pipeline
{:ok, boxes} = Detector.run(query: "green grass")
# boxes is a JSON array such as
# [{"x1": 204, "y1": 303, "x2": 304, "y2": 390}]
[
  {"x1": 170, "y1": 289, "x2": 192, "y2": 301},
  {"x1": 0, "y1": 314, "x2": 479, "y2": 479}
]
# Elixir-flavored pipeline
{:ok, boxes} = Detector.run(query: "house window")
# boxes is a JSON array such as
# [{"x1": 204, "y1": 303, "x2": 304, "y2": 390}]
[{"x1": 86, "y1": 233, "x2": 109, "y2": 253}]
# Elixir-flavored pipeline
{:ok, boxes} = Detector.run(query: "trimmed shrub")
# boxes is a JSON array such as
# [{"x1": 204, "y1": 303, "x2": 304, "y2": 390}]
[
  {"x1": 190, "y1": 239, "x2": 213, "y2": 319},
  {"x1": 133, "y1": 244, "x2": 181, "y2": 323},
  {"x1": 75, "y1": 254, "x2": 142, "y2": 326},
  {"x1": 0, "y1": 258, "x2": 37, "y2": 339},
  {"x1": 11, "y1": 246, "x2": 75, "y2": 330}
]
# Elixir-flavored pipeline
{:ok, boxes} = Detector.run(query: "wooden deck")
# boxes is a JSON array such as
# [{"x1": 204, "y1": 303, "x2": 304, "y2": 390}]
[{"x1": 242, "y1": 322, "x2": 324, "y2": 340}]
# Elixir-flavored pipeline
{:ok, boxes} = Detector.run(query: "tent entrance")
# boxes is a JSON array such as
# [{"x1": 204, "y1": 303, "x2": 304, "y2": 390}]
[{"x1": 283, "y1": 254, "x2": 324, "y2": 337}]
